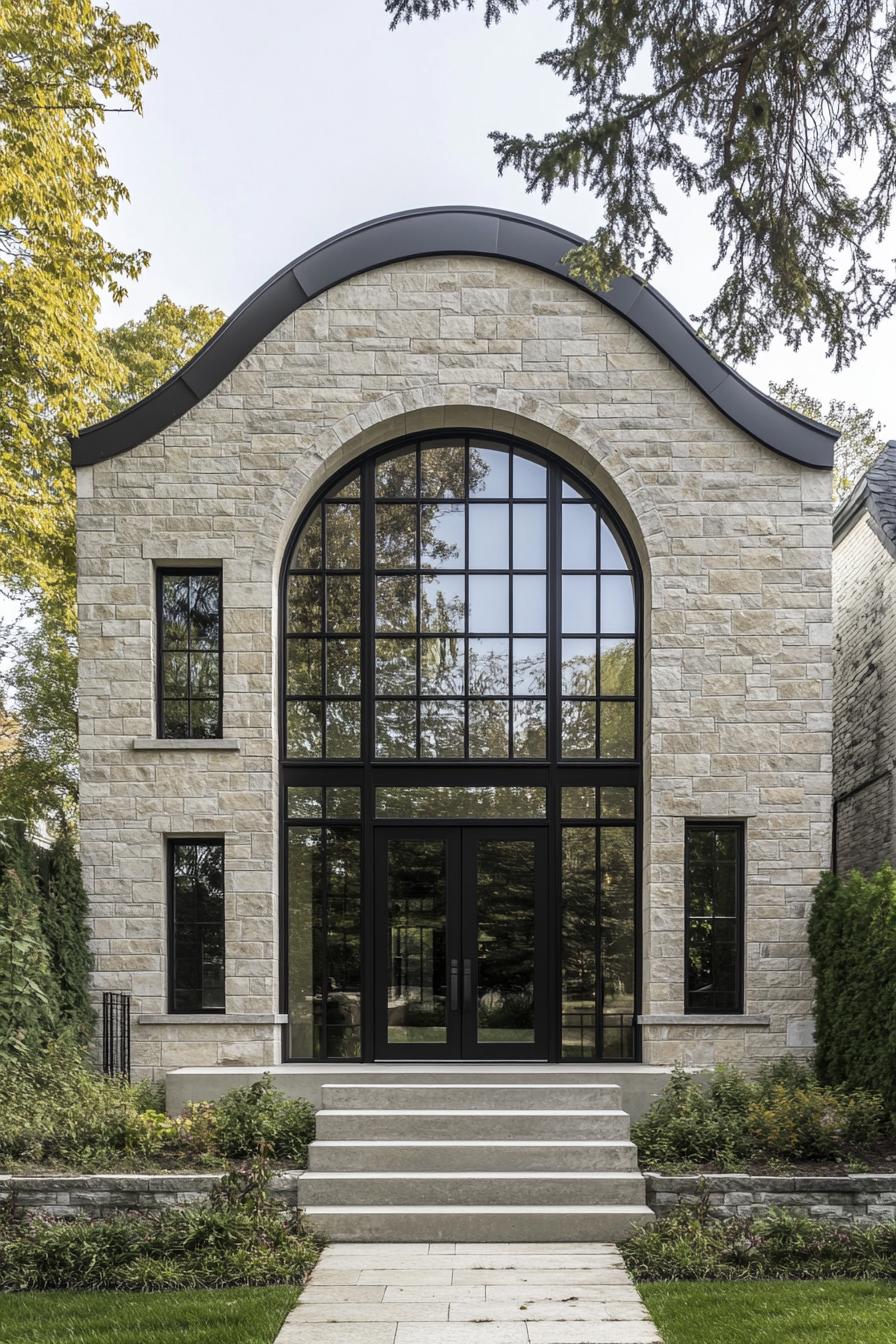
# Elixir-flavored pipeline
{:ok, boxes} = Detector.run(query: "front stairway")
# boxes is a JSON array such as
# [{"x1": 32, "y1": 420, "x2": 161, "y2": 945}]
[{"x1": 297, "y1": 1067, "x2": 654, "y2": 1242}]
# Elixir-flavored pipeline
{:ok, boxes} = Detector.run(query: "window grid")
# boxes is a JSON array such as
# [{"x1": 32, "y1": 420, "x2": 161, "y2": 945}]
[
  {"x1": 168, "y1": 838, "x2": 225, "y2": 1014},
  {"x1": 684, "y1": 821, "x2": 745, "y2": 1014},
  {"x1": 157, "y1": 569, "x2": 222, "y2": 740}
]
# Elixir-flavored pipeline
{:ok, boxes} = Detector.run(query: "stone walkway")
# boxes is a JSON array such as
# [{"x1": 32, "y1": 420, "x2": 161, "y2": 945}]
[{"x1": 276, "y1": 1241, "x2": 662, "y2": 1343}]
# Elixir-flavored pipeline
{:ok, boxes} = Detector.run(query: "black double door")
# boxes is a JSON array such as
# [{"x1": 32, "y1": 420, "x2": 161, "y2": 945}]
[{"x1": 374, "y1": 827, "x2": 549, "y2": 1060}]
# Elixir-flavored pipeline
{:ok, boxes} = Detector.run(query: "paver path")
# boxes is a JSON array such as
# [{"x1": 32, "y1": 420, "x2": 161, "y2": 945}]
[{"x1": 277, "y1": 1241, "x2": 662, "y2": 1343}]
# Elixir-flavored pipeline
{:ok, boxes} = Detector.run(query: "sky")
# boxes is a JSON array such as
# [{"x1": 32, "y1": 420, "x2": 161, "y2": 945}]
[{"x1": 97, "y1": 0, "x2": 896, "y2": 436}]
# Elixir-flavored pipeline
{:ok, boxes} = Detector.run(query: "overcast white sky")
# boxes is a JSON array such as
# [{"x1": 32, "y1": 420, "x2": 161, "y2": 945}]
[{"x1": 98, "y1": 0, "x2": 896, "y2": 436}]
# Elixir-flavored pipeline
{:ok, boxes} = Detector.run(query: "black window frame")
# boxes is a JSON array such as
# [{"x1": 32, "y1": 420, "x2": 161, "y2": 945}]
[
  {"x1": 167, "y1": 837, "x2": 226, "y2": 1015},
  {"x1": 156, "y1": 567, "x2": 223, "y2": 740},
  {"x1": 684, "y1": 820, "x2": 745, "y2": 1015}
]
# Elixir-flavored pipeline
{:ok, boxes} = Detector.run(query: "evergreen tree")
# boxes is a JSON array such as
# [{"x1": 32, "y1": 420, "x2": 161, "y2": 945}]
[
  {"x1": 41, "y1": 829, "x2": 94, "y2": 1044},
  {"x1": 0, "y1": 825, "x2": 58, "y2": 1059}
]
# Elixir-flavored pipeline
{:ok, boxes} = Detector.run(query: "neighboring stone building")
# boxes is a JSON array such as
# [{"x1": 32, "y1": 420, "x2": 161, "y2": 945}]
[
  {"x1": 832, "y1": 442, "x2": 896, "y2": 875},
  {"x1": 71, "y1": 207, "x2": 836, "y2": 1084}
]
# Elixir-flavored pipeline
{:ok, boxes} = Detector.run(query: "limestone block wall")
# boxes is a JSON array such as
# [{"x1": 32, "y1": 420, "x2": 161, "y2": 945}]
[
  {"x1": 75, "y1": 253, "x2": 832, "y2": 1077},
  {"x1": 832, "y1": 514, "x2": 896, "y2": 874}
]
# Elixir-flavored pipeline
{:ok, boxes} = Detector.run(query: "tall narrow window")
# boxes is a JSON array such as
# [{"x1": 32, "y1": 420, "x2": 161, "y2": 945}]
[
  {"x1": 169, "y1": 839, "x2": 225, "y2": 1013},
  {"x1": 685, "y1": 822, "x2": 744, "y2": 1013},
  {"x1": 157, "y1": 569, "x2": 222, "y2": 738}
]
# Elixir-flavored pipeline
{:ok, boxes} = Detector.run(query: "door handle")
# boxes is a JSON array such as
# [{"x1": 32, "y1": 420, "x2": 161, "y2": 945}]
[
  {"x1": 463, "y1": 958, "x2": 473, "y2": 1009},
  {"x1": 449, "y1": 959, "x2": 459, "y2": 1012}
]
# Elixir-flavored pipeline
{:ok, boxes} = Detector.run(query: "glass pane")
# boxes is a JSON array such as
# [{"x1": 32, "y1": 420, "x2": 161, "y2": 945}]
[
  {"x1": 376, "y1": 447, "x2": 416, "y2": 498},
  {"x1": 468, "y1": 699, "x2": 509, "y2": 757},
  {"x1": 562, "y1": 503, "x2": 597, "y2": 568},
  {"x1": 513, "y1": 451, "x2": 547, "y2": 498},
  {"x1": 562, "y1": 699, "x2": 596, "y2": 758},
  {"x1": 602, "y1": 827, "x2": 636, "y2": 1057},
  {"x1": 600, "y1": 701, "x2": 635, "y2": 758},
  {"x1": 420, "y1": 441, "x2": 464, "y2": 498},
  {"x1": 375, "y1": 637, "x2": 416, "y2": 694},
  {"x1": 601, "y1": 786, "x2": 635, "y2": 819},
  {"x1": 601, "y1": 575, "x2": 635, "y2": 634},
  {"x1": 562, "y1": 575, "x2": 597, "y2": 633},
  {"x1": 561, "y1": 786, "x2": 597, "y2": 819},
  {"x1": 376, "y1": 504, "x2": 417, "y2": 568},
  {"x1": 420, "y1": 636, "x2": 465, "y2": 695},
  {"x1": 326, "y1": 786, "x2": 361, "y2": 818},
  {"x1": 469, "y1": 638, "x2": 509, "y2": 694},
  {"x1": 420, "y1": 503, "x2": 465, "y2": 567},
  {"x1": 287, "y1": 639, "x2": 322, "y2": 695},
  {"x1": 562, "y1": 639, "x2": 597, "y2": 696},
  {"x1": 189, "y1": 575, "x2": 220, "y2": 648},
  {"x1": 326, "y1": 575, "x2": 360, "y2": 632},
  {"x1": 376, "y1": 575, "x2": 417, "y2": 633},
  {"x1": 190, "y1": 651, "x2": 218, "y2": 698},
  {"x1": 288, "y1": 786, "x2": 323, "y2": 818},
  {"x1": 375, "y1": 699, "x2": 417, "y2": 757},
  {"x1": 469, "y1": 504, "x2": 509, "y2": 568},
  {"x1": 420, "y1": 698, "x2": 465, "y2": 757},
  {"x1": 326, "y1": 638, "x2": 361, "y2": 695},
  {"x1": 325, "y1": 828, "x2": 362, "y2": 1058},
  {"x1": 375, "y1": 785, "x2": 546, "y2": 819},
  {"x1": 162, "y1": 701, "x2": 189, "y2": 738},
  {"x1": 600, "y1": 638, "x2": 635, "y2": 695},
  {"x1": 326, "y1": 699, "x2": 361, "y2": 758},
  {"x1": 513, "y1": 699, "x2": 546, "y2": 757},
  {"x1": 469, "y1": 443, "x2": 509, "y2": 497},
  {"x1": 562, "y1": 477, "x2": 586, "y2": 499},
  {"x1": 286, "y1": 699, "x2": 322, "y2": 757},
  {"x1": 387, "y1": 838, "x2": 448, "y2": 1044},
  {"x1": 325, "y1": 502, "x2": 361, "y2": 568},
  {"x1": 190, "y1": 700, "x2": 219, "y2": 739},
  {"x1": 420, "y1": 574, "x2": 465, "y2": 632},
  {"x1": 469, "y1": 575, "x2": 508, "y2": 632},
  {"x1": 290, "y1": 506, "x2": 321, "y2": 569},
  {"x1": 161, "y1": 574, "x2": 189, "y2": 646},
  {"x1": 512, "y1": 575, "x2": 546, "y2": 633},
  {"x1": 512, "y1": 638, "x2": 546, "y2": 694},
  {"x1": 287, "y1": 575, "x2": 322, "y2": 632},
  {"x1": 475, "y1": 838, "x2": 536, "y2": 1044},
  {"x1": 688, "y1": 862, "x2": 715, "y2": 917},
  {"x1": 328, "y1": 471, "x2": 360, "y2": 499},
  {"x1": 287, "y1": 828, "x2": 322, "y2": 1058},
  {"x1": 562, "y1": 827, "x2": 596, "y2": 1059},
  {"x1": 601, "y1": 517, "x2": 629, "y2": 570},
  {"x1": 513, "y1": 504, "x2": 546, "y2": 568},
  {"x1": 163, "y1": 650, "x2": 188, "y2": 698}
]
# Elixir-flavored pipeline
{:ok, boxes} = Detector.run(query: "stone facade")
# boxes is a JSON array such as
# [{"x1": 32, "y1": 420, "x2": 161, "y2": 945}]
[
  {"x1": 832, "y1": 499, "x2": 896, "y2": 874},
  {"x1": 75, "y1": 250, "x2": 833, "y2": 1077},
  {"x1": 647, "y1": 1173, "x2": 896, "y2": 1224}
]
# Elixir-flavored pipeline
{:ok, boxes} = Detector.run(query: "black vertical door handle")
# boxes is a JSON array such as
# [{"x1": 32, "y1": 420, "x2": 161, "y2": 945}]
[
  {"x1": 463, "y1": 958, "x2": 473, "y2": 1009},
  {"x1": 449, "y1": 959, "x2": 459, "y2": 1012}
]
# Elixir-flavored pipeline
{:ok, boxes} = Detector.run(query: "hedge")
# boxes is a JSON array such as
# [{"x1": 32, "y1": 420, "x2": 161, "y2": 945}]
[{"x1": 808, "y1": 864, "x2": 896, "y2": 1098}]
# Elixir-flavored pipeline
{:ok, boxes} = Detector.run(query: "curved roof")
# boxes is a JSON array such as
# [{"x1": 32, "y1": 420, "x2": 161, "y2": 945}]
[{"x1": 71, "y1": 206, "x2": 837, "y2": 470}]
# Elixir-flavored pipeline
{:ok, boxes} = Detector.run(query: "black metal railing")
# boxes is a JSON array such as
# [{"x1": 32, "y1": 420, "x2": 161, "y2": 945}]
[{"x1": 102, "y1": 991, "x2": 131, "y2": 1080}]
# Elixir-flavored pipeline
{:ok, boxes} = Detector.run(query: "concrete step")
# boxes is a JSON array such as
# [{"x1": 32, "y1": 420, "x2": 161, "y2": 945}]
[
  {"x1": 308, "y1": 1138, "x2": 639, "y2": 1172},
  {"x1": 315, "y1": 1107, "x2": 632, "y2": 1141},
  {"x1": 320, "y1": 1082, "x2": 621, "y2": 1111},
  {"x1": 301, "y1": 1204, "x2": 655, "y2": 1242},
  {"x1": 298, "y1": 1170, "x2": 646, "y2": 1207}
]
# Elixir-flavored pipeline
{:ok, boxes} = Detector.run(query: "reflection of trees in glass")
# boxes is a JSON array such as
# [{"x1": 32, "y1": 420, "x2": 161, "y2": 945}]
[
  {"x1": 601, "y1": 828, "x2": 635, "y2": 1011},
  {"x1": 388, "y1": 840, "x2": 447, "y2": 1033},
  {"x1": 476, "y1": 841, "x2": 535, "y2": 1028},
  {"x1": 561, "y1": 828, "x2": 596, "y2": 1058},
  {"x1": 600, "y1": 639, "x2": 635, "y2": 695}
]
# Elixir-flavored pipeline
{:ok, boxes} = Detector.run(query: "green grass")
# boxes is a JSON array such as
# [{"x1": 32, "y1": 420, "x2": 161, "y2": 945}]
[
  {"x1": 0, "y1": 1286, "x2": 300, "y2": 1344},
  {"x1": 640, "y1": 1280, "x2": 896, "y2": 1344}
]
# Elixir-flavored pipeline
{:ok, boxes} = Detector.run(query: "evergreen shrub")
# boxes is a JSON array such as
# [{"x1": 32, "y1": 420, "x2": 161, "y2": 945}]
[{"x1": 808, "y1": 864, "x2": 896, "y2": 1097}]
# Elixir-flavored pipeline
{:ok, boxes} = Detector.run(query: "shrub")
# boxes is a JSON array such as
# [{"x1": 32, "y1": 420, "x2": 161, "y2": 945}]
[
  {"x1": 0, "y1": 826, "x2": 57, "y2": 1059},
  {"x1": 213, "y1": 1076, "x2": 315, "y2": 1165},
  {"x1": 632, "y1": 1062, "x2": 888, "y2": 1170},
  {"x1": 40, "y1": 828, "x2": 94, "y2": 1045},
  {"x1": 809, "y1": 864, "x2": 896, "y2": 1098},
  {"x1": 622, "y1": 1201, "x2": 896, "y2": 1281}
]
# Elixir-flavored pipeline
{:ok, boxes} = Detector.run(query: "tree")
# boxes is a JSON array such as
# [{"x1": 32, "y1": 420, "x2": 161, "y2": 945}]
[
  {"x1": 771, "y1": 378, "x2": 887, "y2": 501},
  {"x1": 42, "y1": 828, "x2": 94, "y2": 1043},
  {"x1": 387, "y1": 1, "x2": 896, "y2": 370},
  {"x1": 100, "y1": 295, "x2": 226, "y2": 417},
  {"x1": 0, "y1": 825, "x2": 57, "y2": 1059}
]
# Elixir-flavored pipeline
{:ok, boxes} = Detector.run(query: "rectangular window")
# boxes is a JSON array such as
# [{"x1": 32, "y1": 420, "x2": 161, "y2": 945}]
[
  {"x1": 157, "y1": 569, "x2": 222, "y2": 738},
  {"x1": 169, "y1": 839, "x2": 225, "y2": 1013},
  {"x1": 685, "y1": 822, "x2": 744, "y2": 1014}
]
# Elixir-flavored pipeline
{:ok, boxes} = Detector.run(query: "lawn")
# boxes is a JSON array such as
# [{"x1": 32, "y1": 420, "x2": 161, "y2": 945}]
[
  {"x1": 640, "y1": 1280, "x2": 896, "y2": 1344},
  {"x1": 0, "y1": 1286, "x2": 300, "y2": 1344}
]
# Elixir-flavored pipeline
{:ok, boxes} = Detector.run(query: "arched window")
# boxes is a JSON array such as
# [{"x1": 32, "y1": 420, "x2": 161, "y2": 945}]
[{"x1": 281, "y1": 432, "x2": 641, "y2": 1063}]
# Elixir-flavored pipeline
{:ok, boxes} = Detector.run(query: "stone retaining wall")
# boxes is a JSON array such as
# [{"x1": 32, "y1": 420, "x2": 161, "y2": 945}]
[
  {"x1": 0, "y1": 1172, "x2": 301, "y2": 1218},
  {"x1": 646, "y1": 1173, "x2": 896, "y2": 1224}
]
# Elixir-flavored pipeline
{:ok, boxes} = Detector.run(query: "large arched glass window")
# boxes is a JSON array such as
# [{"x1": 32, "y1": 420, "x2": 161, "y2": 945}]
[{"x1": 281, "y1": 432, "x2": 641, "y2": 1064}]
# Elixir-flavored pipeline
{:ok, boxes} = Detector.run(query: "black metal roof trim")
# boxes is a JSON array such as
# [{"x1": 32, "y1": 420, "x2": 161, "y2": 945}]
[
  {"x1": 834, "y1": 440, "x2": 896, "y2": 551},
  {"x1": 70, "y1": 206, "x2": 837, "y2": 470}
]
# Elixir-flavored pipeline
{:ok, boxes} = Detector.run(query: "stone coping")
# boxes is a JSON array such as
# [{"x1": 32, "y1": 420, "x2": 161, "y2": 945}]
[
  {"x1": 646, "y1": 1172, "x2": 896, "y2": 1191},
  {"x1": 131, "y1": 738, "x2": 240, "y2": 751},
  {"x1": 638, "y1": 1014, "x2": 771, "y2": 1027}
]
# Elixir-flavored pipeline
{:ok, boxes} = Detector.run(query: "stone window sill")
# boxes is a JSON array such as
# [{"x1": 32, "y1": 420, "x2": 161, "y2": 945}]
[
  {"x1": 138, "y1": 1013, "x2": 287, "y2": 1025},
  {"x1": 639, "y1": 1014, "x2": 771, "y2": 1028},
  {"x1": 131, "y1": 738, "x2": 240, "y2": 752}
]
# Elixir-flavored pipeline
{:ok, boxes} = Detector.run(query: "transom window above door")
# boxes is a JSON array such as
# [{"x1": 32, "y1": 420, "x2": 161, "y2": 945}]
[{"x1": 282, "y1": 435, "x2": 638, "y2": 763}]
